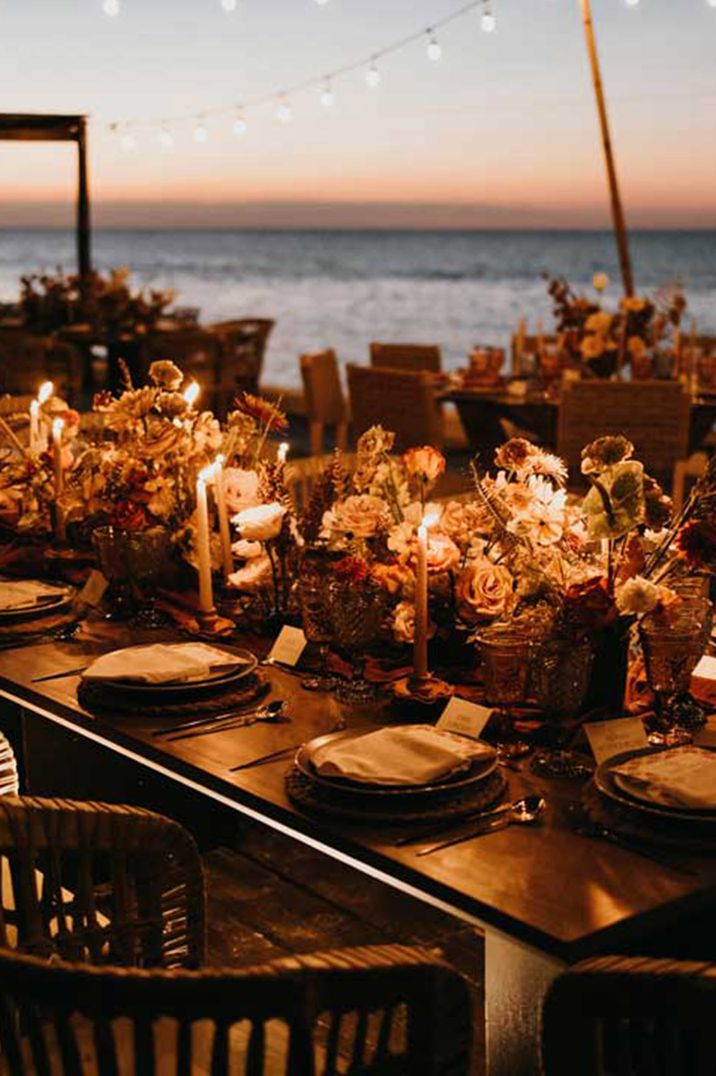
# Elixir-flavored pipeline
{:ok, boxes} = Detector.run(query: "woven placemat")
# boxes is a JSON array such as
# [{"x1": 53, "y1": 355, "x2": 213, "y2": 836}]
[
  {"x1": 285, "y1": 767, "x2": 507, "y2": 826},
  {"x1": 78, "y1": 671, "x2": 270, "y2": 720},
  {"x1": 0, "y1": 610, "x2": 76, "y2": 641},
  {"x1": 581, "y1": 782, "x2": 716, "y2": 854}
]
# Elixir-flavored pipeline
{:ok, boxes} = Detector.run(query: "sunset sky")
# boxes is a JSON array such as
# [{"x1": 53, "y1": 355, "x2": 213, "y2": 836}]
[{"x1": 1, "y1": 0, "x2": 715, "y2": 227}]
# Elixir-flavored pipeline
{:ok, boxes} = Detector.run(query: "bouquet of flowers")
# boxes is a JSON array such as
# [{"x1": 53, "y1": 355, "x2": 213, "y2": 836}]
[{"x1": 20, "y1": 267, "x2": 175, "y2": 335}]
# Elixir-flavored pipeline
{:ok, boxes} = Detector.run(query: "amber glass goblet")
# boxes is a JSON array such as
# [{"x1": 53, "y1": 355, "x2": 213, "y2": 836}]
[
  {"x1": 476, "y1": 625, "x2": 535, "y2": 758},
  {"x1": 640, "y1": 605, "x2": 709, "y2": 746}
]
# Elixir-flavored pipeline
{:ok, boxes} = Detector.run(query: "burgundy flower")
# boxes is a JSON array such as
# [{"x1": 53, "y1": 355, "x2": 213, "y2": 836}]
[
  {"x1": 564, "y1": 576, "x2": 617, "y2": 634},
  {"x1": 677, "y1": 519, "x2": 716, "y2": 571},
  {"x1": 112, "y1": 500, "x2": 148, "y2": 532}
]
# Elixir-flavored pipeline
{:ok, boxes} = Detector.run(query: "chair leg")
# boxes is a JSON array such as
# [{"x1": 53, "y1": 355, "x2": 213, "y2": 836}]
[
  {"x1": 336, "y1": 422, "x2": 348, "y2": 452},
  {"x1": 309, "y1": 422, "x2": 324, "y2": 457}
]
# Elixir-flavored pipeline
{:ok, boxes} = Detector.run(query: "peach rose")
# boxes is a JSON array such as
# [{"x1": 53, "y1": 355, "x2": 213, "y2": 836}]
[
  {"x1": 222, "y1": 468, "x2": 261, "y2": 514},
  {"x1": 228, "y1": 553, "x2": 273, "y2": 593},
  {"x1": 232, "y1": 502, "x2": 286, "y2": 542},
  {"x1": 424, "y1": 531, "x2": 461, "y2": 575},
  {"x1": 324, "y1": 495, "x2": 388, "y2": 540},
  {"x1": 391, "y1": 600, "x2": 436, "y2": 646},
  {"x1": 456, "y1": 558, "x2": 516, "y2": 625},
  {"x1": 403, "y1": 445, "x2": 446, "y2": 486}
]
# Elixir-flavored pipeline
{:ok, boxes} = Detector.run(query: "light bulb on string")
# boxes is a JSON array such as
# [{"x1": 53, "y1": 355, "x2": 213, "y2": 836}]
[
  {"x1": 233, "y1": 112, "x2": 247, "y2": 137},
  {"x1": 102, "y1": 0, "x2": 121, "y2": 15},
  {"x1": 426, "y1": 30, "x2": 441, "y2": 62},
  {"x1": 624, "y1": 0, "x2": 639, "y2": 6},
  {"x1": 158, "y1": 126, "x2": 174, "y2": 149},
  {"x1": 365, "y1": 60, "x2": 381, "y2": 89},
  {"x1": 481, "y1": 6, "x2": 496, "y2": 32},
  {"x1": 221, "y1": 0, "x2": 238, "y2": 10},
  {"x1": 320, "y1": 79, "x2": 335, "y2": 108},
  {"x1": 314, "y1": 0, "x2": 329, "y2": 6},
  {"x1": 707, "y1": 0, "x2": 716, "y2": 8},
  {"x1": 119, "y1": 131, "x2": 136, "y2": 151},
  {"x1": 276, "y1": 96, "x2": 292, "y2": 124}
]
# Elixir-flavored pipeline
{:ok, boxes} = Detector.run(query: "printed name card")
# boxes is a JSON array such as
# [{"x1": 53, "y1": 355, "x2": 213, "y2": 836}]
[
  {"x1": 694, "y1": 655, "x2": 716, "y2": 682},
  {"x1": 268, "y1": 626, "x2": 307, "y2": 667},
  {"x1": 437, "y1": 696, "x2": 492, "y2": 740},
  {"x1": 584, "y1": 716, "x2": 648, "y2": 765}
]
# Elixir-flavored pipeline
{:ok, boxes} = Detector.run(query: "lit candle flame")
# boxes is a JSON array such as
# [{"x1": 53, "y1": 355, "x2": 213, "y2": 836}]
[
  {"x1": 215, "y1": 453, "x2": 225, "y2": 466},
  {"x1": 52, "y1": 417, "x2": 64, "y2": 438},
  {"x1": 198, "y1": 463, "x2": 214, "y2": 483},
  {"x1": 38, "y1": 381, "x2": 53, "y2": 404},
  {"x1": 422, "y1": 512, "x2": 440, "y2": 529},
  {"x1": 277, "y1": 442, "x2": 289, "y2": 464},
  {"x1": 183, "y1": 380, "x2": 200, "y2": 407}
]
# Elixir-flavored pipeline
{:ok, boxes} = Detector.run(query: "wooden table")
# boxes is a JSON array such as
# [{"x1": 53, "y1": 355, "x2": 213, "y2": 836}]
[
  {"x1": 1, "y1": 639, "x2": 715, "y2": 1076},
  {"x1": 448, "y1": 387, "x2": 716, "y2": 462}
]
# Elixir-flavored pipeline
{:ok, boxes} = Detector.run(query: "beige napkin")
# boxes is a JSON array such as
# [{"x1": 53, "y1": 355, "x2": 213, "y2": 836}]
[
  {"x1": 0, "y1": 580, "x2": 66, "y2": 611},
  {"x1": 613, "y1": 746, "x2": 716, "y2": 810},
  {"x1": 311, "y1": 725, "x2": 493, "y2": 787},
  {"x1": 82, "y1": 643, "x2": 247, "y2": 685}
]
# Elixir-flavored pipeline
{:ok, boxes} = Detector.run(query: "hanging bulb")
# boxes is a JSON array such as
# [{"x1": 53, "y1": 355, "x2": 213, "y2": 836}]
[
  {"x1": 365, "y1": 60, "x2": 381, "y2": 89},
  {"x1": 707, "y1": 0, "x2": 716, "y2": 8},
  {"x1": 102, "y1": 0, "x2": 120, "y2": 15},
  {"x1": 221, "y1": 0, "x2": 238, "y2": 10},
  {"x1": 233, "y1": 112, "x2": 247, "y2": 136},
  {"x1": 481, "y1": 9, "x2": 496, "y2": 32},
  {"x1": 119, "y1": 131, "x2": 136, "y2": 151},
  {"x1": 314, "y1": 0, "x2": 329, "y2": 5},
  {"x1": 276, "y1": 97, "x2": 292, "y2": 123},
  {"x1": 426, "y1": 31, "x2": 441, "y2": 62},
  {"x1": 320, "y1": 80, "x2": 334, "y2": 108},
  {"x1": 194, "y1": 120, "x2": 209, "y2": 143},
  {"x1": 624, "y1": 0, "x2": 639, "y2": 6},
  {"x1": 158, "y1": 126, "x2": 174, "y2": 148}
]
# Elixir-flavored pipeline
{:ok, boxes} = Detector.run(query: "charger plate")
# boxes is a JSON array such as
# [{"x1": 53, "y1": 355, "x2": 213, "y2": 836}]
[
  {"x1": 296, "y1": 727, "x2": 498, "y2": 800},
  {"x1": 84, "y1": 645, "x2": 257, "y2": 702},
  {"x1": 594, "y1": 747, "x2": 716, "y2": 827},
  {"x1": 0, "y1": 584, "x2": 74, "y2": 624},
  {"x1": 581, "y1": 782, "x2": 716, "y2": 854},
  {"x1": 78, "y1": 671, "x2": 269, "y2": 720}
]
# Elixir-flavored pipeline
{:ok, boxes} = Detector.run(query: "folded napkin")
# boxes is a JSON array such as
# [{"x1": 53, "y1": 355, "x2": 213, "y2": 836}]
[
  {"x1": 0, "y1": 580, "x2": 66, "y2": 611},
  {"x1": 311, "y1": 725, "x2": 493, "y2": 787},
  {"x1": 613, "y1": 746, "x2": 716, "y2": 811},
  {"x1": 82, "y1": 643, "x2": 247, "y2": 685}
]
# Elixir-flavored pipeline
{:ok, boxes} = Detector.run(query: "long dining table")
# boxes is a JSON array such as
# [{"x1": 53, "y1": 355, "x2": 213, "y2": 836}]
[{"x1": 0, "y1": 634, "x2": 715, "y2": 1076}]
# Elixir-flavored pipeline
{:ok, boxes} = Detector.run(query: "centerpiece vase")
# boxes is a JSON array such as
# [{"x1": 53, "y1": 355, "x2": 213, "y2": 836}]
[{"x1": 582, "y1": 618, "x2": 631, "y2": 718}]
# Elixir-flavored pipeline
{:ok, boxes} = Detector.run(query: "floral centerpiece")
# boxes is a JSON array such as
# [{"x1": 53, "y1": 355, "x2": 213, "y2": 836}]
[
  {"x1": 546, "y1": 273, "x2": 686, "y2": 379},
  {"x1": 19, "y1": 267, "x2": 175, "y2": 335}
]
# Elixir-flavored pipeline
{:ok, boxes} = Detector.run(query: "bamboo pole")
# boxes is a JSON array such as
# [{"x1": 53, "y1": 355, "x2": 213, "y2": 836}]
[{"x1": 579, "y1": 0, "x2": 635, "y2": 296}]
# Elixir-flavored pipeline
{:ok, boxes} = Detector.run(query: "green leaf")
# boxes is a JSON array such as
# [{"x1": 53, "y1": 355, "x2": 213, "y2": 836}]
[{"x1": 583, "y1": 461, "x2": 645, "y2": 539}]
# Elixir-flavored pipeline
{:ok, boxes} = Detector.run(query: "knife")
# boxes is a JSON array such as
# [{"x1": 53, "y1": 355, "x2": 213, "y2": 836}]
[{"x1": 416, "y1": 815, "x2": 511, "y2": 857}]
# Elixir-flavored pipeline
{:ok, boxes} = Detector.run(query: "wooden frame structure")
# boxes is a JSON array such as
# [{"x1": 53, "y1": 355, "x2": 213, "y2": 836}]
[{"x1": 0, "y1": 113, "x2": 91, "y2": 281}]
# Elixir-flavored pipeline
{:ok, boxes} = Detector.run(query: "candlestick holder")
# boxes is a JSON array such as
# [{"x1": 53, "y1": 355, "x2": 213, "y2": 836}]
[
  {"x1": 196, "y1": 606, "x2": 235, "y2": 637},
  {"x1": 391, "y1": 673, "x2": 454, "y2": 713}
]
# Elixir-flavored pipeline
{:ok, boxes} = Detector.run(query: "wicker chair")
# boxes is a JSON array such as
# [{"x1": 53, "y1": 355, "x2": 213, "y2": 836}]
[
  {"x1": 300, "y1": 349, "x2": 349, "y2": 457},
  {"x1": 286, "y1": 453, "x2": 356, "y2": 514},
  {"x1": 0, "y1": 334, "x2": 82, "y2": 404},
  {"x1": 208, "y1": 318, "x2": 275, "y2": 412},
  {"x1": 542, "y1": 954, "x2": 716, "y2": 1076},
  {"x1": 140, "y1": 330, "x2": 222, "y2": 410},
  {"x1": 0, "y1": 943, "x2": 471, "y2": 1075},
  {"x1": 347, "y1": 365, "x2": 443, "y2": 453},
  {"x1": 557, "y1": 379, "x2": 691, "y2": 489},
  {"x1": 370, "y1": 342, "x2": 442, "y2": 374},
  {"x1": 0, "y1": 795, "x2": 205, "y2": 969}
]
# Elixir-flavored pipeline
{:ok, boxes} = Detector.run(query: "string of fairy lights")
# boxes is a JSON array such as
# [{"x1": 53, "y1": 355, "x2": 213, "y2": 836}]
[{"x1": 104, "y1": 0, "x2": 714, "y2": 150}]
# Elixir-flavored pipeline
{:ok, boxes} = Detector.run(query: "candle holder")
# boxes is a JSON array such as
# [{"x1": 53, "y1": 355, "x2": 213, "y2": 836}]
[{"x1": 391, "y1": 673, "x2": 454, "y2": 713}]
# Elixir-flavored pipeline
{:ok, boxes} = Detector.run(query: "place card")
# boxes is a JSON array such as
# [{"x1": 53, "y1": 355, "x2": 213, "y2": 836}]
[
  {"x1": 584, "y1": 716, "x2": 648, "y2": 765},
  {"x1": 437, "y1": 696, "x2": 492, "y2": 740},
  {"x1": 693, "y1": 654, "x2": 716, "y2": 682},
  {"x1": 267, "y1": 625, "x2": 307, "y2": 667},
  {"x1": 75, "y1": 569, "x2": 108, "y2": 610}
]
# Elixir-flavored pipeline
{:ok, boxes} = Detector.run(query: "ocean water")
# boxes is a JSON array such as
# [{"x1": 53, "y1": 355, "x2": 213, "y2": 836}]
[{"x1": 1, "y1": 228, "x2": 714, "y2": 388}]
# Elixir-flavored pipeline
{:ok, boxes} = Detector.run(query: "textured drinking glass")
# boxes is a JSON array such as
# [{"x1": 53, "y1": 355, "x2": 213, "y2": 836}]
[
  {"x1": 476, "y1": 626, "x2": 534, "y2": 758},
  {"x1": 530, "y1": 636, "x2": 593, "y2": 777},
  {"x1": 640, "y1": 608, "x2": 708, "y2": 745},
  {"x1": 327, "y1": 581, "x2": 387, "y2": 704},
  {"x1": 297, "y1": 548, "x2": 340, "y2": 691}
]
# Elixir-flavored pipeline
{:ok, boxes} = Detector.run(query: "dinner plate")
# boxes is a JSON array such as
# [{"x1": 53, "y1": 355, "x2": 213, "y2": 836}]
[
  {"x1": 595, "y1": 746, "x2": 716, "y2": 827},
  {"x1": 0, "y1": 584, "x2": 74, "y2": 623},
  {"x1": 93, "y1": 646, "x2": 258, "y2": 699},
  {"x1": 295, "y1": 728, "x2": 498, "y2": 800}
]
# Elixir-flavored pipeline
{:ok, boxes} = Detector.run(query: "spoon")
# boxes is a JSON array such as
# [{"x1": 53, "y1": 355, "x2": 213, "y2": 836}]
[
  {"x1": 155, "y1": 698, "x2": 285, "y2": 737},
  {"x1": 416, "y1": 795, "x2": 546, "y2": 857},
  {"x1": 164, "y1": 700, "x2": 288, "y2": 742}
]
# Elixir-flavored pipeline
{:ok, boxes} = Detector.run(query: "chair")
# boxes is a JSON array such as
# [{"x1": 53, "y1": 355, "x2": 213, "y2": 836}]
[
  {"x1": 370, "y1": 342, "x2": 442, "y2": 374},
  {"x1": 0, "y1": 333, "x2": 82, "y2": 404},
  {"x1": 0, "y1": 795, "x2": 205, "y2": 968},
  {"x1": 542, "y1": 954, "x2": 716, "y2": 1075},
  {"x1": 300, "y1": 350, "x2": 349, "y2": 456},
  {"x1": 208, "y1": 318, "x2": 275, "y2": 411},
  {"x1": 557, "y1": 380, "x2": 691, "y2": 488},
  {"x1": 347, "y1": 365, "x2": 444, "y2": 453},
  {"x1": 141, "y1": 330, "x2": 222, "y2": 410},
  {"x1": 0, "y1": 943, "x2": 471, "y2": 1075},
  {"x1": 673, "y1": 450, "x2": 708, "y2": 513},
  {"x1": 286, "y1": 453, "x2": 356, "y2": 514}
]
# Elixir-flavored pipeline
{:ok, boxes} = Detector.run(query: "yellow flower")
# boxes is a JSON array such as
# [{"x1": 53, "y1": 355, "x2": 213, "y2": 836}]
[
  {"x1": 580, "y1": 334, "x2": 606, "y2": 361},
  {"x1": 621, "y1": 296, "x2": 648, "y2": 313},
  {"x1": 592, "y1": 272, "x2": 610, "y2": 293},
  {"x1": 584, "y1": 311, "x2": 613, "y2": 336},
  {"x1": 627, "y1": 335, "x2": 647, "y2": 359}
]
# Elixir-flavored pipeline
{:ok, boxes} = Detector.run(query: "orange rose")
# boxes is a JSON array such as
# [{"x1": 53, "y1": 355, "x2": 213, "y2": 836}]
[
  {"x1": 403, "y1": 446, "x2": 446, "y2": 486},
  {"x1": 456, "y1": 558, "x2": 516, "y2": 625}
]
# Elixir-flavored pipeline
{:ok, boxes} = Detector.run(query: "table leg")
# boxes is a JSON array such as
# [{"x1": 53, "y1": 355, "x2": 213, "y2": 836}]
[{"x1": 485, "y1": 930, "x2": 564, "y2": 1076}]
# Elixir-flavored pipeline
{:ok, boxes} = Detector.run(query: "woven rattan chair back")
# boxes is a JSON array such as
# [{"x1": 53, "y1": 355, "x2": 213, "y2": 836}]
[
  {"x1": 286, "y1": 453, "x2": 356, "y2": 514},
  {"x1": 0, "y1": 334, "x2": 81, "y2": 403},
  {"x1": 300, "y1": 350, "x2": 348, "y2": 456},
  {"x1": 542, "y1": 954, "x2": 716, "y2": 1076},
  {"x1": 370, "y1": 342, "x2": 442, "y2": 374},
  {"x1": 347, "y1": 364, "x2": 443, "y2": 453},
  {"x1": 557, "y1": 379, "x2": 690, "y2": 488},
  {"x1": 209, "y1": 318, "x2": 275, "y2": 410},
  {"x1": 0, "y1": 796, "x2": 205, "y2": 969},
  {"x1": 0, "y1": 943, "x2": 471, "y2": 1075}
]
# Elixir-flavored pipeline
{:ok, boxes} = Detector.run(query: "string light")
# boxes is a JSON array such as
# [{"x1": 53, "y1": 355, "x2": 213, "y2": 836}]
[
  {"x1": 624, "y1": 0, "x2": 640, "y2": 6},
  {"x1": 481, "y1": 2, "x2": 496, "y2": 32},
  {"x1": 426, "y1": 29, "x2": 442, "y2": 61},
  {"x1": 275, "y1": 96, "x2": 292, "y2": 123},
  {"x1": 314, "y1": 0, "x2": 330, "y2": 5},
  {"x1": 119, "y1": 131, "x2": 136, "y2": 151},
  {"x1": 102, "y1": 0, "x2": 120, "y2": 15},
  {"x1": 365, "y1": 59, "x2": 381, "y2": 89},
  {"x1": 233, "y1": 112, "x2": 247, "y2": 136},
  {"x1": 158, "y1": 126, "x2": 174, "y2": 148},
  {"x1": 221, "y1": 0, "x2": 238, "y2": 10},
  {"x1": 193, "y1": 119, "x2": 209, "y2": 143},
  {"x1": 320, "y1": 79, "x2": 335, "y2": 107}
]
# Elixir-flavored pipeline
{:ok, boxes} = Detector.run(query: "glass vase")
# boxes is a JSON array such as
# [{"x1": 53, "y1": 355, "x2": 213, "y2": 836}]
[{"x1": 93, "y1": 525, "x2": 170, "y2": 625}]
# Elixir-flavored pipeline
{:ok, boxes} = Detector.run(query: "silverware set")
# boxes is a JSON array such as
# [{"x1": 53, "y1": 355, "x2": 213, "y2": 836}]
[
  {"x1": 412, "y1": 796, "x2": 546, "y2": 857},
  {"x1": 156, "y1": 699, "x2": 287, "y2": 742}
]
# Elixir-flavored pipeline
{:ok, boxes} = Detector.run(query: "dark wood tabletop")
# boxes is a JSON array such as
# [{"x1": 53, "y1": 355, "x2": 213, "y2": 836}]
[{"x1": 1, "y1": 637, "x2": 714, "y2": 967}]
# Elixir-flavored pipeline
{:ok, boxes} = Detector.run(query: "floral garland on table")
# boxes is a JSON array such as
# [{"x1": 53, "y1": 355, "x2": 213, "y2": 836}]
[{"x1": 545, "y1": 273, "x2": 686, "y2": 378}]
